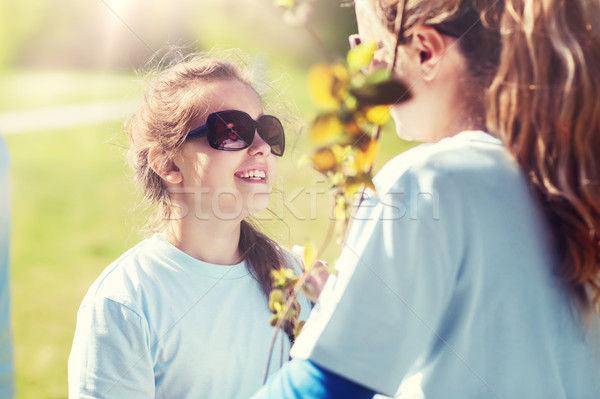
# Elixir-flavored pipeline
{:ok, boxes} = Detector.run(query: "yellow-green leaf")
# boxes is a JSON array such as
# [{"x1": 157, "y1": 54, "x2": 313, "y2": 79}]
[
  {"x1": 330, "y1": 170, "x2": 347, "y2": 187},
  {"x1": 353, "y1": 138, "x2": 379, "y2": 173},
  {"x1": 310, "y1": 113, "x2": 343, "y2": 145},
  {"x1": 331, "y1": 144, "x2": 350, "y2": 158},
  {"x1": 347, "y1": 42, "x2": 377, "y2": 74},
  {"x1": 310, "y1": 148, "x2": 337, "y2": 174},
  {"x1": 303, "y1": 238, "x2": 317, "y2": 271},
  {"x1": 343, "y1": 95, "x2": 358, "y2": 112},
  {"x1": 347, "y1": 174, "x2": 375, "y2": 192},
  {"x1": 364, "y1": 105, "x2": 390, "y2": 125},
  {"x1": 274, "y1": 0, "x2": 294, "y2": 8},
  {"x1": 268, "y1": 289, "x2": 286, "y2": 312},
  {"x1": 334, "y1": 195, "x2": 348, "y2": 221},
  {"x1": 294, "y1": 320, "x2": 306, "y2": 338},
  {"x1": 271, "y1": 266, "x2": 298, "y2": 288},
  {"x1": 282, "y1": 302, "x2": 299, "y2": 320},
  {"x1": 308, "y1": 63, "x2": 349, "y2": 109}
]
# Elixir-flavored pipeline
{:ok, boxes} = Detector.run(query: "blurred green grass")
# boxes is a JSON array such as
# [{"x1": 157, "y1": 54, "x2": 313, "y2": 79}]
[
  {"x1": 3, "y1": 70, "x2": 414, "y2": 398},
  {"x1": 6, "y1": 121, "x2": 147, "y2": 399},
  {"x1": 0, "y1": 69, "x2": 140, "y2": 112}
]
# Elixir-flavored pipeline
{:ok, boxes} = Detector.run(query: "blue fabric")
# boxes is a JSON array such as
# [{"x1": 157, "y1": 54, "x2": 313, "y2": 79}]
[
  {"x1": 0, "y1": 135, "x2": 14, "y2": 398},
  {"x1": 251, "y1": 358, "x2": 376, "y2": 399}
]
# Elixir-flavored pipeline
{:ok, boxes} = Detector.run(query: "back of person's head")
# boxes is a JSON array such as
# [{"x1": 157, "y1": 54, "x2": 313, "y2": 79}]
[
  {"x1": 368, "y1": 0, "x2": 503, "y2": 128},
  {"x1": 369, "y1": 0, "x2": 600, "y2": 311}
]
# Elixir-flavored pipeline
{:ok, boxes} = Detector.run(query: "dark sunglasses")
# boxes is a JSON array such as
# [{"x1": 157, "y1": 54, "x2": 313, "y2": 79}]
[{"x1": 183, "y1": 110, "x2": 285, "y2": 156}]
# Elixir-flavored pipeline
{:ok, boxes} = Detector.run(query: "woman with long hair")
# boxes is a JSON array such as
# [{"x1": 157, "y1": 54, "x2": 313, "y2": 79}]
[
  {"x1": 253, "y1": 0, "x2": 600, "y2": 397},
  {"x1": 68, "y1": 53, "x2": 310, "y2": 398}
]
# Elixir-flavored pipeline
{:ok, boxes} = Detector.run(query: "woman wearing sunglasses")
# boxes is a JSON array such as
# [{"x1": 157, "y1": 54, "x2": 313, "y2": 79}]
[
  {"x1": 253, "y1": 0, "x2": 600, "y2": 398},
  {"x1": 68, "y1": 54, "x2": 310, "y2": 398}
]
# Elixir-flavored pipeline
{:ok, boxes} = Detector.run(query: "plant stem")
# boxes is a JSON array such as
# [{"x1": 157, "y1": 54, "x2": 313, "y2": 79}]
[
  {"x1": 346, "y1": 124, "x2": 381, "y2": 243},
  {"x1": 304, "y1": 24, "x2": 337, "y2": 64},
  {"x1": 280, "y1": 330, "x2": 285, "y2": 368},
  {"x1": 262, "y1": 272, "x2": 311, "y2": 384},
  {"x1": 317, "y1": 217, "x2": 336, "y2": 258}
]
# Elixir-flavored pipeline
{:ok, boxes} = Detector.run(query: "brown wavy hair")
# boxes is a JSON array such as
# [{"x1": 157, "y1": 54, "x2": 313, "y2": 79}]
[
  {"x1": 126, "y1": 52, "x2": 299, "y2": 340},
  {"x1": 372, "y1": 0, "x2": 600, "y2": 311},
  {"x1": 487, "y1": 0, "x2": 600, "y2": 311}
]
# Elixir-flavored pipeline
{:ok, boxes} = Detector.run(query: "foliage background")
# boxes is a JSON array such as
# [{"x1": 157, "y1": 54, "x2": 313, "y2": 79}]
[{"x1": 0, "y1": 0, "x2": 412, "y2": 397}]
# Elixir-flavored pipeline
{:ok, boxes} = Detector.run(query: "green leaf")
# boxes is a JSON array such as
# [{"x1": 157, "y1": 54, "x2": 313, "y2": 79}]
[
  {"x1": 362, "y1": 67, "x2": 392, "y2": 85},
  {"x1": 350, "y1": 67, "x2": 388, "y2": 89}
]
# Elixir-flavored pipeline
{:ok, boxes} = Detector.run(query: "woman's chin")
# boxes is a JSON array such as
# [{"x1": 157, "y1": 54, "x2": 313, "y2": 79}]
[{"x1": 245, "y1": 193, "x2": 271, "y2": 216}]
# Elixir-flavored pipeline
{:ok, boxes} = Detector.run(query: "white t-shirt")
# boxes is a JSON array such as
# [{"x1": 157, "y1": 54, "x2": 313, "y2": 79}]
[
  {"x1": 291, "y1": 131, "x2": 600, "y2": 398},
  {"x1": 69, "y1": 234, "x2": 310, "y2": 399}
]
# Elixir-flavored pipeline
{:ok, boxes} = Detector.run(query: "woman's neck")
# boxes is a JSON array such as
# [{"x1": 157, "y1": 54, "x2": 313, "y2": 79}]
[{"x1": 163, "y1": 218, "x2": 242, "y2": 265}]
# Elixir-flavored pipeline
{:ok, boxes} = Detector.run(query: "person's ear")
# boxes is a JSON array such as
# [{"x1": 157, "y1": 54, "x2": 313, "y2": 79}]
[
  {"x1": 411, "y1": 26, "x2": 448, "y2": 81},
  {"x1": 148, "y1": 147, "x2": 183, "y2": 185}
]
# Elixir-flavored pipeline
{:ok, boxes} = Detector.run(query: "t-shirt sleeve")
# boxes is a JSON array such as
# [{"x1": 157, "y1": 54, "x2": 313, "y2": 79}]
[
  {"x1": 68, "y1": 296, "x2": 155, "y2": 399},
  {"x1": 291, "y1": 170, "x2": 462, "y2": 396}
]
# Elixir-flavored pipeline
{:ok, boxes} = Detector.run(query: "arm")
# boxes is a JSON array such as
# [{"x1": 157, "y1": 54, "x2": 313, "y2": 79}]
[
  {"x1": 68, "y1": 297, "x2": 155, "y2": 399},
  {"x1": 252, "y1": 358, "x2": 376, "y2": 399}
]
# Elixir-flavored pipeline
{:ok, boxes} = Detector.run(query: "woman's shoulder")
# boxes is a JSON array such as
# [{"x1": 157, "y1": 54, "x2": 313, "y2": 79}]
[
  {"x1": 81, "y1": 235, "x2": 166, "y2": 307},
  {"x1": 374, "y1": 131, "x2": 518, "y2": 194}
]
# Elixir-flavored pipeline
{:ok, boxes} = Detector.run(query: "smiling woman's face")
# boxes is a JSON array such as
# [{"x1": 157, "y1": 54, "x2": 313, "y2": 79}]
[{"x1": 173, "y1": 79, "x2": 278, "y2": 222}]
